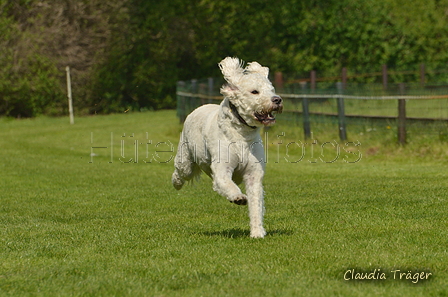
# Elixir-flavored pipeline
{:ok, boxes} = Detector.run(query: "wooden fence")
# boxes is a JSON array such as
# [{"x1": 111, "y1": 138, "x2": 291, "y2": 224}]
[
  {"x1": 177, "y1": 68, "x2": 448, "y2": 145},
  {"x1": 274, "y1": 63, "x2": 447, "y2": 88}
]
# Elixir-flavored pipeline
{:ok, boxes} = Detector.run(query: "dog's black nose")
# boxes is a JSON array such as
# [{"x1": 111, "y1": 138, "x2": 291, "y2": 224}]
[{"x1": 271, "y1": 96, "x2": 282, "y2": 105}]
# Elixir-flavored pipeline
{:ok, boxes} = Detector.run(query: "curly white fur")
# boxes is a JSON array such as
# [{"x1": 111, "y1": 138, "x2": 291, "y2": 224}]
[{"x1": 172, "y1": 57, "x2": 283, "y2": 238}]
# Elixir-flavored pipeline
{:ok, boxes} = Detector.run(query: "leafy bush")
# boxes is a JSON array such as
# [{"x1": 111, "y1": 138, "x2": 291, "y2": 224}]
[
  {"x1": 0, "y1": 54, "x2": 65, "y2": 117},
  {"x1": 2, "y1": 0, "x2": 448, "y2": 117}
]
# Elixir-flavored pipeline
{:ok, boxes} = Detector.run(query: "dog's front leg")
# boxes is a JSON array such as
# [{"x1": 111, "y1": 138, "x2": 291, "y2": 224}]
[
  {"x1": 211, "y1": 163, "x2": 247, "y2": 205},
  {"x1": 244, "y1": 170, "x2": 266, "y2": 238}
]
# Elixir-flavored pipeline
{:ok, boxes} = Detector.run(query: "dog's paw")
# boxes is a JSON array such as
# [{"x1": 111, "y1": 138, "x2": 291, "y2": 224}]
[
  {"x1": 250, "y1": 228, "x2": 266, "y2": 238},
  {"x1": 229, "y1": 194, "x2": 247, "y2": 205}
]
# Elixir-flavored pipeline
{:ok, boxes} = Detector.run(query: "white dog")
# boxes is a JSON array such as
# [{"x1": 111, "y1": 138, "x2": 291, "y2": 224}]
[{"x1": 172, "y1": 57, "x2": 283, "y2": 238}]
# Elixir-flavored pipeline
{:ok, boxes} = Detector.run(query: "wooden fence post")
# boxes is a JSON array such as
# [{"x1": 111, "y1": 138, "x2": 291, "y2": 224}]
[
  {"x1": 382, "y1": 64, "x2": 388, "y2": 90},
  {"x1": 65, "y1": 66, "x2": 74, "y2": 125},
  {"x1": 208, "y1": 77, "x2": 214, "y2": 104},
  {"x1": 398, "y1": 83, "x2": 407, "y2": 145},
  {"x1": 420, "y1": 63, "x2": 425, "y2": 87},
  {"x1": 342, "y1": 67, "x2": 347, "y2": 90},
  {"x1": 300, "y1": 82, "x2": 311, "y2": 139},
  {"x1": 177, "y1": 81, "x2": 186, "y2": 123},
  {"x1": 191, "y1": 79, "x2": 198, "y2": 112},
  {"x1": 310, "y1": 70, "x2": 316, "y2": 92},
  {"x1": 275, "y1": 72, "x2": 284, "y2": 90},
  {"x1": 336, "y1": 82, "x2": 347, "y2": 141}
]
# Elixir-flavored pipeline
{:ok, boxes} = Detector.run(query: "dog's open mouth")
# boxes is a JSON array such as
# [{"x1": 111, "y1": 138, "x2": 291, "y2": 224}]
[
  {"x1": 254, "y1": 111, "x2": 278, "y2": 125},
  {"x1": 254, "y1": 105, "x2": 283, "y2": 126}
]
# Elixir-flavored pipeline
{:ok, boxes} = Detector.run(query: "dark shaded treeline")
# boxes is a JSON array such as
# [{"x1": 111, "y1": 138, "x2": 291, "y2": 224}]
[{"x1": 1, "y1": 0, "x2": 447, "y2": 117}]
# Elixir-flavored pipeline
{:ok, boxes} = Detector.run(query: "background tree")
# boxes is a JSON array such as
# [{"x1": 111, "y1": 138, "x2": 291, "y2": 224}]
[{"x1": 1, "y1": 0, "x2": 448, "y2": 117}]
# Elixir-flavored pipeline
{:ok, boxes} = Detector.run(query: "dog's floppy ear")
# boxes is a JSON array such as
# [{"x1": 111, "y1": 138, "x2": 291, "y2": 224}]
[
  {"x1": 219, "y1": 57, "x2": 244, "y2": 86},
  {"x1": 220, "y1": 84, "x2": 238, "y2": 98},
  {"x1": 245, "y1": 62, "x2": 269, "y2": 78}
]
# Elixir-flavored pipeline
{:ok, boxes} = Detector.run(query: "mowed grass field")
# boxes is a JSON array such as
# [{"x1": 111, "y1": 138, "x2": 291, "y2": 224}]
[{"x1": 1, "y1": 110, "x2": 447, "y2": 296}]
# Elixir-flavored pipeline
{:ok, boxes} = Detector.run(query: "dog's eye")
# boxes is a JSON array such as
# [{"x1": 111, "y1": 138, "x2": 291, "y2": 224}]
[{"x1": 251, "y1": 90, "x2": 259, "y2": 95}]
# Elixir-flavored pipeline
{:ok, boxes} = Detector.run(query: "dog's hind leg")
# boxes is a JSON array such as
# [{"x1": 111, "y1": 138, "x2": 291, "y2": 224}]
[
  {"x1": 172, "y1": 156, "x2": 201, "y2": 190},
  {"x1": 172, "y1": 165, "x2": 200, "y2": 190},
  {"x1": 172, "y1": 139, "x2": 200, "y2": 190}
]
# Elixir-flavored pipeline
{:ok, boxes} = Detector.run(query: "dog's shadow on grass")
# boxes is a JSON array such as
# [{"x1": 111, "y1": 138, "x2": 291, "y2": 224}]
[{"x1": 201, "y1": 228, "x2": 293, "y2": 238}]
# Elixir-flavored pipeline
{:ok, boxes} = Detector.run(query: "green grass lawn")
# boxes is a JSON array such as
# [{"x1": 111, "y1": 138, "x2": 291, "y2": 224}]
[{"x1": 1, "y1": 111, "x2": 447, "y2": 296}]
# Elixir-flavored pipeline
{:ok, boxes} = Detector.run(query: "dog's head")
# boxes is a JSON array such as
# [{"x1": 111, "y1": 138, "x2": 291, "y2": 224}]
[{"x1": 219, "y1": 57, "x2": 283, "y2": 127}]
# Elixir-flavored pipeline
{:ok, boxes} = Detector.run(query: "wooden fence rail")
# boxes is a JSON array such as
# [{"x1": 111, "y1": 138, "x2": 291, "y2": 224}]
[{"x1": 177, "y1": 75, "x2": 448, "y2": 145}]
